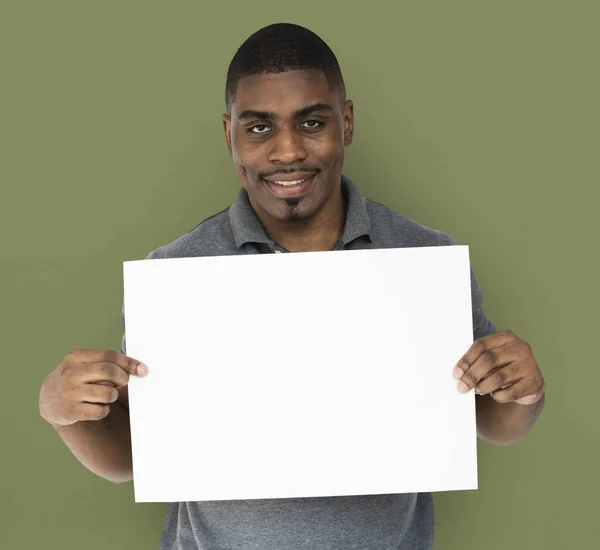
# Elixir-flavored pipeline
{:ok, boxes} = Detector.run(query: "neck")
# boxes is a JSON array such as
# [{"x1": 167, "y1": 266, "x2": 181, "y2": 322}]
[{"x1": 252, "y1": 186, "x2": 347, "y2": 253}]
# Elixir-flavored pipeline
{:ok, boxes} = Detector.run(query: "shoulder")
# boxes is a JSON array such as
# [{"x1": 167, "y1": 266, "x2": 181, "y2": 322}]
[
  {"x1": 366, "y1": 198, "x2": 458, "y2": 248},
  {"x1": 146, "y1": 207, "x2": 236, "y2": 259}
]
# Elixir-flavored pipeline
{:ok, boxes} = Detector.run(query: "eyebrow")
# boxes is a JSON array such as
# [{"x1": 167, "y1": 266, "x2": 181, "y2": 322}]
[{"x1": 236, "y1": 102, "x2": 334, "y2": 121}]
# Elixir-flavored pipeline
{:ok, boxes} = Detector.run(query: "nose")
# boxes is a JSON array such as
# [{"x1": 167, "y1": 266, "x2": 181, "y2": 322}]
[{"x1": 267, "y1": 128, "x2": 308, "y2": 165}]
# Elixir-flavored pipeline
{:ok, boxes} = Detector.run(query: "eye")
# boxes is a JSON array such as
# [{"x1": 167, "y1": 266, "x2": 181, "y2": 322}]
[
  {"x1": 247, "y1": 120, "x2": 324, "y2": 135},
  {"x1": 248, "y1": 124, "x2": 271, "y2": 134},
  {"x1": 301, "y1": 120, "x2": 323, "y2": 129}
]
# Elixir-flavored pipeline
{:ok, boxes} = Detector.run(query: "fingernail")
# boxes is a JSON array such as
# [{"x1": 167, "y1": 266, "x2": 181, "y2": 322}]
[
  {"x1": 458, "y1": 381, "x2": 469, "y2": 393},
  {"x1": 452, "y1": 366, "x2": 463, "y2": 380},
  {"x1": 137, "y1": 363, "x2": 148, "y2": 376}
]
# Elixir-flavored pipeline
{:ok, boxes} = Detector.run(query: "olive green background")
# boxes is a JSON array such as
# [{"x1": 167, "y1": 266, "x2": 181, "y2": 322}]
[{"x1": 2, "y1": 1, "x2": 598, "y2": 548}]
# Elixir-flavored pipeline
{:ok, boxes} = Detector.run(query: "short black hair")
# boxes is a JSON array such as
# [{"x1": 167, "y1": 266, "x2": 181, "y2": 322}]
[{"x1": 225, "y1": 23, "x2": 346, "y2": 114}]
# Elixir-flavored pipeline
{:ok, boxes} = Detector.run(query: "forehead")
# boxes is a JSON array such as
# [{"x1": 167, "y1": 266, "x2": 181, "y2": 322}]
[{"x1": 231, "y1": 69, "x2": 339, "y2": 118}]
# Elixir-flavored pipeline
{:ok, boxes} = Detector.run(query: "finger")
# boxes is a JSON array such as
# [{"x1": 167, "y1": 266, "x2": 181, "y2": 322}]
[
  {"x1": 75, "y1": 403, "x2": 111, "y2": 422},
  {"x1": 73, "y1": 384, "x2": 119, "y2": 405},
  {"x1": 515, "y1": 389, "x2": 545, "y2": 405},
  {"x1": 474, "y1": 361, "x2": 523, "y2": 396},
  {"x1": 456, "y1": 343, "x2": 522, "y2": 393},
  {"x1": 69, "y1": 349, "x2": 148, "y2": 377},
  {"x1": 95, "y1": 380, "x2": 116, "y2": 387},
  {"x1": 490, "y1": 378, "x2": 542, "y2": 404},
  {"x1": 81, "y1": 362, "x2": 130, "y2": 389},
  {"x1": 453, "y1": 330, "x2": 519, "y2": 381}
]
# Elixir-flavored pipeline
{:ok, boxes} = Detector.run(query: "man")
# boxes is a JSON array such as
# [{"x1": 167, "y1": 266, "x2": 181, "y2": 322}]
[{"x1": 39, "y1": 23, "x2": 545, "y2": 550}]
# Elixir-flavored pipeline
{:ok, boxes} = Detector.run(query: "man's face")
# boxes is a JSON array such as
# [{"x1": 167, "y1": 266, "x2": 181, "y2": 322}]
[{"x1": 223, "y1": 69, "x2": 354, "y2": 223}]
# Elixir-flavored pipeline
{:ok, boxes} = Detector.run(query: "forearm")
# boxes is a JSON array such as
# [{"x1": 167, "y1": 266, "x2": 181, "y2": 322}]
[
  {"x1": 50, "y1": 402, "x2": 133, "y2": 483},
  {"x1": 476, "y1": 392, "x2": 545, "y2": 445}
]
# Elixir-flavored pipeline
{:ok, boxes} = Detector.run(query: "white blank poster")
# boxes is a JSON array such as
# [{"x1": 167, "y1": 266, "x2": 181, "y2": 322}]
[{"x1": 123, "y1": 245, "x2": 477, "y2": 503}]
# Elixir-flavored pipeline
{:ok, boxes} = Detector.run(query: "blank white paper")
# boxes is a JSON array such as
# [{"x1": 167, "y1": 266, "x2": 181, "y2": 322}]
[{"x1": 123, "y1": 245, "x2": 477, "y2": 503}]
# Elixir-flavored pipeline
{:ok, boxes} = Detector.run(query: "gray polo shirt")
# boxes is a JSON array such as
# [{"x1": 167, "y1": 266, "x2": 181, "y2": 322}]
[{"x1": 121, "y1": 173, "x2": 495, "y2": 550}]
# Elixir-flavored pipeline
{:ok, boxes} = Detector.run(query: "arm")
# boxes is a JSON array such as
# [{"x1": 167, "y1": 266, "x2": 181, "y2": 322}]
[
  {"x1": 458, "y1": 261, "x2": 545, "y2": 445},
  {"x1": 49, "y1": 386, "x2": 133, "y2": 483},
  {"x1": 454, "y1": 330, "x2": 546, "y2": 445},
  {"x1": 39, "y1": 350, "x2": 146, "y2": 483},
  {"x1": 475, "y1": 391, "x2": 545, "y2": 445}
]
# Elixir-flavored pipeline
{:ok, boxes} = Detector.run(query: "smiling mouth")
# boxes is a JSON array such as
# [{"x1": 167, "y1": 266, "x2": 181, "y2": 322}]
[
  {"x1": 261, "y1": 174, "x2": 316, "y2": 198},
  {"x1": 270, "y1": 178, "x2": 310, "y2": 186}
]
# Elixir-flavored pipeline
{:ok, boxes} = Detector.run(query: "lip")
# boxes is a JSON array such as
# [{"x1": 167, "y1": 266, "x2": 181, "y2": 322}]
[{"x1": 261, "y1": 173, "x2": 317, "y2": 199}]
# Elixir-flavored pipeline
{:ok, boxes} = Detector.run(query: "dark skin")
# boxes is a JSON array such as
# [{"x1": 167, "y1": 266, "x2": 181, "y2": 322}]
[
  {"x1": 456, "y1": 330, "x2": 545, "y2": 445},
  {"x1": 38, "y1": 70, "x2": 545, "y2": 485},
  {"x1": 223, "y1": 69, "x2": 545, "y2": 445},
  {"x1": 223, "y1": 70, "x2": 353, "y2": 252}
]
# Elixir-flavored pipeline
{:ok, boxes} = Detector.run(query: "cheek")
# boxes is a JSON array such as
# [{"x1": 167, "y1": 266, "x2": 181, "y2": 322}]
[
  {"x1": 230, "y1": 134, "x2": 245, "y2": 165},
  {"x1": 232, "y1": 137, "x2": 262, "y2": 170},
  {"x1": 235, "y1": 165, "x2": 249, "y2": 188},
  {"x1": 235, "y1": 160, "x2": 266, "y2": 194},
  {"x1": 231, "y1": 146, "x2": 261, "y2": 187},
  {"x1": 315, "y1": 139, "x2": 343, "y2": 170},
  {"x1": 319, "y1": 127, "x2": 345, "y2": 158}
]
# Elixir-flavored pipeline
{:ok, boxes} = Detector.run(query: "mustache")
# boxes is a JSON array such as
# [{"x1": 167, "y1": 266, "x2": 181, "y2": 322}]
[{"x1": 260, "y1": 169, "x2": 319, "y2": 178}]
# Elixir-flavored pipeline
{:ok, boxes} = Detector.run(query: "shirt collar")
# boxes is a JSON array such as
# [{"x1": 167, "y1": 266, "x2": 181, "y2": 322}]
[{"x1": 228, "y1": 173, "x2": 372, "y2": 250}]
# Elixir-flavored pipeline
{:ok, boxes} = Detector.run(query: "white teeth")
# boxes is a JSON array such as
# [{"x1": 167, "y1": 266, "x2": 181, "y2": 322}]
[{"x1": 273, "y1": 179, "x2": 307, "y2": 186}]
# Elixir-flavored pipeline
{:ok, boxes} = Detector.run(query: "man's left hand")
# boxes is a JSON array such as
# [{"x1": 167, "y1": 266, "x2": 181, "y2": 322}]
[{"x1": 453, "y1": 330, "x2": 545, "y2": 405}]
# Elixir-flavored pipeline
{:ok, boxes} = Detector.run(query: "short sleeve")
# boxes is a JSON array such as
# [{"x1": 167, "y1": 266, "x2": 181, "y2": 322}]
[
  {"x1": 469, "y1": 264, "x2": 497, "y2": 341},
  {"x1": 438, "y1": 231, "x2": 496, "y2": 341}
]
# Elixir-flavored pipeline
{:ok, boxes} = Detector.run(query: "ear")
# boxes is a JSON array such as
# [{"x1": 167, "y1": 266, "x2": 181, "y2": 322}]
[
  {"x1": 343, "y1": 100, "x2": 354, "y2": 146},
  {"x1": 223, "y1": 114, "x2": 233, "y2": 156}
]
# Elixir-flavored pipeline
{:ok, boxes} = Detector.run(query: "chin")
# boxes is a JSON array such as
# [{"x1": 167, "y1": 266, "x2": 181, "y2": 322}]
[{"x1": 283, "y1": 200, "x2": 318, "y2": 221}]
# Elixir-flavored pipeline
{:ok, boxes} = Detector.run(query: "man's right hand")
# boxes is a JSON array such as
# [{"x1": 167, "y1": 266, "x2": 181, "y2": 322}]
[{"x1": 39, "y1": 349, "x2": 148, "y2": 427}]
